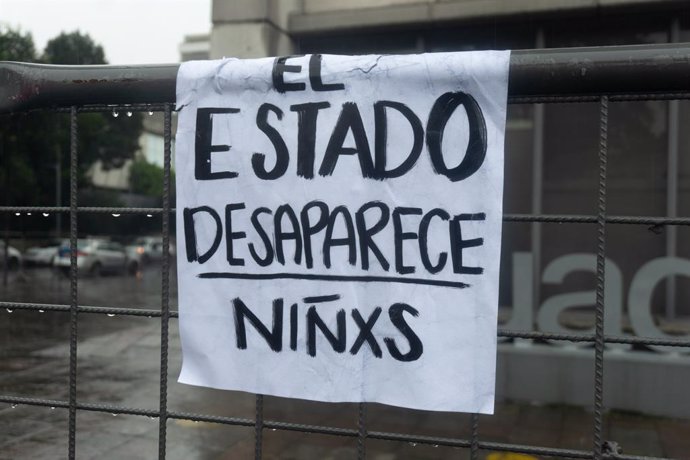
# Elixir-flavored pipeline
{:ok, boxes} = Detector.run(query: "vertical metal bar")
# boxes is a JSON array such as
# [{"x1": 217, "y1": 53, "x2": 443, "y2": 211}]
[
  {"x1": 2, "y1": 214, "x2": 8, "y2": 288},
  {"x1": 2, "y1": 118, "x2": 10, "y2": 288},
  {"x1": 666, "y1": 100, "x2": 679, "y2": 320},
  {"x1": 55, "y1": 146, "x2": 62, "y2": 240},
  {"x1": 357, "y1": 403, "x2": 367, "y2": 460},
  {"x1": 593, "y1": 95, "x2": 608, "y2": 460},
  {"x1": 666, "y1": 17, "x2": 680, "y2": 320},
  {"x1": 158, "y1": 103, "x2": 172, "y2": 460},
  {"x1": 531, "y1": 28, "x2": 545, "y2": 328},
  {"x1": 470, "y1": 413, "x2": 479, "y2": 460},
  {"x1": 254, "y1": 395, "x2": 264, "y2": 460},
  {"x1": 68, "y1": 106, "x2": 79, "y2": 459},
  {"x1": 415, "y1": 35, "x2": 425, "y2": 53}
]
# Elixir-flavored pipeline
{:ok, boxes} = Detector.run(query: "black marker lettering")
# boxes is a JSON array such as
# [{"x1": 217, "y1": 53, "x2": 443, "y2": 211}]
[
  {"x1": 248, "y1": 207, "x2": 274, "y2": 267},
  {"x1": 374, "y1": 101, "x2": 423, "y2": 179},
  {"x1": 290, "y1": 102, "x2": 330, "y2": 179},
  {"x1": 225, "y1": 203, "x2": 246, "y2": 266},
  {"x1": 419, "y1": 208, "x2": 450, "y2": 274},
  {"x1": 275, "y1": 204, "x2": 303, "y2": 265},
  {"x1": 319, "y1": 102, "x2": 374, "y2": 178},
  {"x1": 323, "y1": 206, "x2": 356, "y2": 269},
  {"x1": 307, "y1": 307, "x2": 346, "y2": 357},
  {"x1": 303, "y1": 294, "x2": 341, "y2": 304},
  {"x1": 272, "y1": 56, "x2": 306, "y2": 93},
  {"x1": 392, "y1": 207, "x2": 422, "y2": 275},
  {"x1": 233, "y1": 297, "x2": 283, "y2": 352},
  {"x1": 253, "y1": 103, "x2": 289, "y2": 180},
  {"x1": 300, "y1": 201, "x2": 329, "y2": 269},
  {"x1": 183, "y1": 206, "x2": 222, "y2": 264},
  {"x1": 384, "y1": 303, "x2": 423, "y2": 362},
  {"x1": 309, "y1": 54, "x2": 345, "y2": 92},
  {"x1": 355, "y1": 201, "x2": 390, "y2": 271},
  {"x1": 450, "y1": 213, "x2": 485, "y2": 275},
  {"x1": 350, "y1": 307, "x2": 383, "y2": 358},
  {"x1": 426, "y1": 92, "x2": 487, "y2": 182},
  {"x1": 290, "y1": 303, "x2": 298, "y2": 351},
  {"x1": 195, "y1": 108, "x2": 240, "y2": 180}
]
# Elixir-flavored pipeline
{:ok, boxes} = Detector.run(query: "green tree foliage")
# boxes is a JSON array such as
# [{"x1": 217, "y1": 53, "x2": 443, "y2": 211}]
[
  {"x1": 43, "y1": 31, "x2": 143, "y2": 175},
  {"x1": 129, "y1": 159, "x2": 170, "y2": 198},
  {"x1": 0, "y1": 26, "x2": 45, "y2": 206},
  {"x1": 0, "y1": 29, "x2": 143, "y2": 212},
  {"x1": 0, "y1": 27, "x2": 36, "y2": 61},
  {"x1": 43, "y1": 31, "x2": 105, "y2": 65}
]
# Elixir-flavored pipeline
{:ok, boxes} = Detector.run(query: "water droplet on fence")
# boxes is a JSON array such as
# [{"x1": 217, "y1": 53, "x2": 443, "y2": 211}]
[
  {"x1": 271, "y1": 428, "x2": 276, "y2": 432},
  {"x1": 111, "y1": 213, "x2": 121, "y2": 217},
  {"x1": 126, "y1": 111, "x2": 133, "y2": 117},
  {"x1": 11, "y1": 404, "x2": 17, "y2": 409},
  {"x1": 112, "y1": 413, "x2": 118, "y2": 417},
  {"x1": 27, "y1": 212, "x2": 32, "y2": 216},
  {"x1": 148, "y1": 416, "x2": 156, "y2": 421},
  {"x1": 50, "y1": 406, "x2": 56, "y2": 410},
  {"x1": 42, "y1": 213, "x2": 50, "y2": 217},
  {"x1": 112, "y1": 110, "x2": 119, "y2": 118},
  {"x1": 107, "y1": 313, "x2": 116, "y2": 317},
  {"x1": 409, "y1": 442, "x2": 417, "y2": 447},
  {"x1": 15, "y1": 212, "x2": 20, "y2": 216},
  {"x1": 433, "y1": 444, "x2": 439, "y2": 448},
  {"x1": 38, "y1": 310, "x2": 45, "y2": 313},
  {"x1": 146, "y1": 214, "x2": 153, "y2": 218},
  {"x1": 148, "y1": 111, "x2": 154, "y2": 116},
  {"x1": 6, "y1": 309, "x2": 13, "y2": 313}
]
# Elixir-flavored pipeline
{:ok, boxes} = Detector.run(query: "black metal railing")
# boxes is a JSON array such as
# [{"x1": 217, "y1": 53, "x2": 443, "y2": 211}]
[{"x1": 2, "y1": 44, "x2": 690, "y2": 460}]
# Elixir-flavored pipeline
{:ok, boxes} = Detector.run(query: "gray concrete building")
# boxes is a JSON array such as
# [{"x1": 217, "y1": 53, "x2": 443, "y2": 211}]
[
  {"x1": 208, "y1": 0, "x2": 688, "y2": 57},
  {"x1": 179, "y1": 33, "x2": 211, "y2": 62}
]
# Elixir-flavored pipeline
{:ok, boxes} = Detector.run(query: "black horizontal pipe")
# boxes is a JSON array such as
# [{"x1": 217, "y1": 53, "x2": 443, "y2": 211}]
[
  {"x1": 2, "y1": 43, "x2": 690, "y2": 113},
  {"x1": 509, "y1": 43, "x2": 690, "y2": 99},
  {"x1": 0, "y1": 63, "x2": 178, "y2": 113}
]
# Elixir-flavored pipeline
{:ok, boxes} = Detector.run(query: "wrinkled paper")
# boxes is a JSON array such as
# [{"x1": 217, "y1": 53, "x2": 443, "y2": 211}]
[{"x1": 175, "y1": 51, "x2": 510, "y2": 413}]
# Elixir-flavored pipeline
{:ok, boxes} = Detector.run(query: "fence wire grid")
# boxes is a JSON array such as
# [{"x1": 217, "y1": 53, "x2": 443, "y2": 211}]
[{"x1": 2, "y1": 45, "x2": 690, "y2": 460}]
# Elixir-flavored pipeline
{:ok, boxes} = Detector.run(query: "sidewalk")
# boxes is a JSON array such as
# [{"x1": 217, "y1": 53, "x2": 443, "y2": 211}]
[{"x1": 1, "y1": 320, "x2": 689, "y2": 459}]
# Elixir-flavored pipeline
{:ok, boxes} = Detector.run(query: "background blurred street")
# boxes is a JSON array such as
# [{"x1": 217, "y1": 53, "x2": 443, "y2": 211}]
[{"x1": 1, "y1": 266, "x2": 688, "y2": 459}]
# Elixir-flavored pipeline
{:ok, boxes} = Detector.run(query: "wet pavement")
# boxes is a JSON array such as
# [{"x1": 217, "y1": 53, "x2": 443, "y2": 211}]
[{"x1": 1, "y1": 267, "x2": 689, "y2": 459}]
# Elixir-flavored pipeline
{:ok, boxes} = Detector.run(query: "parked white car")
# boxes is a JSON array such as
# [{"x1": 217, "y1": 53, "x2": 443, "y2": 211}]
[
  {"x1": 127, "y1": 236, "x2": 175, "y2": 264},
  {"x1": 23, "y1": 241, "x2": 61, "y2": 267},
  {"x1": 53, "y1": 238, "x2": 138, "y2": 276},
  {"x1": 0, "y1": 242, "x2": 22, "y2": 270}
]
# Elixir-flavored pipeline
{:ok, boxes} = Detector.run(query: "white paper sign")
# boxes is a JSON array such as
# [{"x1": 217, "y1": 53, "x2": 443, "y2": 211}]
[{"x1": 175, "y1": 51, "x2": 510, "y2": 414}]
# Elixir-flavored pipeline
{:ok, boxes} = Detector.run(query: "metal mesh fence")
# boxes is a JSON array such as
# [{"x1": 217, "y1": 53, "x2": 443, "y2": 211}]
[{"x1": 2, "y1": 45, "x2": 690, "y2": 459}]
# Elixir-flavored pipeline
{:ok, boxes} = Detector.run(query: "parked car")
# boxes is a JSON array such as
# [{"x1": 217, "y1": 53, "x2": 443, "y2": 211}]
[
  {"x1": 53, "y1": 238, "x2": 138, "y2": 276},
  {"x1": 127, "y1": 236, "x2": 175, "y2": 264},
  {"x1": 23, "y1": 240, "x2": 62, "y2": 267},
  {"x1": 0, "y1": 242, "x2": 22, "y2": 270}
]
